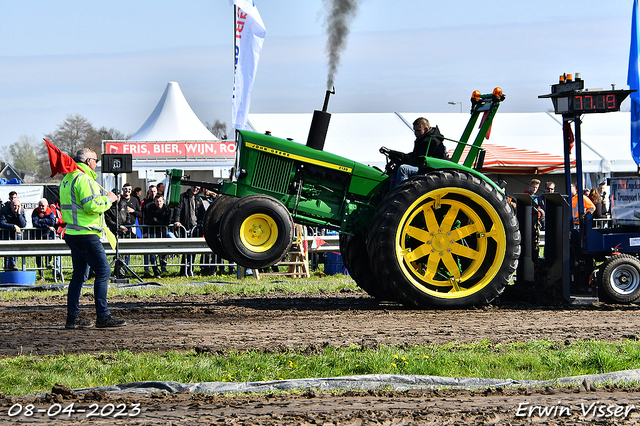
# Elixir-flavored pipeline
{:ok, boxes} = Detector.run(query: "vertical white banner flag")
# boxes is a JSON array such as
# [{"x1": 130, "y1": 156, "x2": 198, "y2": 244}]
[{"x1": 230, "y1": 0, "x2": 266, "y2": 131}]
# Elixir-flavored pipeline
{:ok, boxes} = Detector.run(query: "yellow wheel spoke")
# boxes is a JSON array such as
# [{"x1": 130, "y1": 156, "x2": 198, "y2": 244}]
[
  {"x1": 450, "y1": 242, "x2": 480, "y2": 260},
  {"x1": 439, "y1": 205, "x2": 459, "y2": 232},
  {"x1": 422, "y1": 204, "x2": 439, "y2": 233},
  {"x1": 403, "y1": 244, "x2": 431, "y2": 263},
  {"x1": 425, "y1": 253, "x2": 440, "y2": 280},
  {"x1": 405, "y1": 225, "x2": 431, "y2": 243},
  {"x1": 484, "y1": 228, "x2": 499, "y2": 241},
  {"x1": 441, "y1": 252, "x2": 461, "y2": 280},
  {"x1": 449, "y1": 223, "x2": 480, "y2": 241}
]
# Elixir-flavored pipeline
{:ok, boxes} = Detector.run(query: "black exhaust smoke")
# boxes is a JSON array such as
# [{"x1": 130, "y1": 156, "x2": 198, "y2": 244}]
[{"x1": 306, "y1": 88, "x2": 335, "y2": 151}]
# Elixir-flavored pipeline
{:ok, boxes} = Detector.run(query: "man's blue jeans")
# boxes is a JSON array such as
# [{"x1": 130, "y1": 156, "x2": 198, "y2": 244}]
[
  {"x1": 64, "y1": 233, "x2": 111, "y2": 319},
  {"x1": 392, "y1": 164, "x2": 419, "y2": 189}
]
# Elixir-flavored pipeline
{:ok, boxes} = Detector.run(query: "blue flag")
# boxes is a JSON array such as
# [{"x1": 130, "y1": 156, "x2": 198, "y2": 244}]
[{"x1": 628, "y1": 0, "x2": 640, "y2": 168}]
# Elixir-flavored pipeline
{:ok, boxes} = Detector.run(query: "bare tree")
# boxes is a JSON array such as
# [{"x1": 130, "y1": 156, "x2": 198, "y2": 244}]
[
  {"x1": 206, "y1": 120, "x2": 228, "y2": 140},
  {"x1": 43, "y1": 114, "x2": 101, "y2": 157},
  {"x1": 98, "y1": 126, "x2": 129, "y2": 141}
]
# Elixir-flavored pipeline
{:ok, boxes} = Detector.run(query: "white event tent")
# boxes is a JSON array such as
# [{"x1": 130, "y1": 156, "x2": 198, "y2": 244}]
[{"x1": 101, "y1": 82, "x2": 235, "y2": 191}]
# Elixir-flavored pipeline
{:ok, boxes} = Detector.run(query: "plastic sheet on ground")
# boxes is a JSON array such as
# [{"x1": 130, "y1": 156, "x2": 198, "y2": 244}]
[{"x1": 73, "y1": 369, "x2": 640, "y2": 395}]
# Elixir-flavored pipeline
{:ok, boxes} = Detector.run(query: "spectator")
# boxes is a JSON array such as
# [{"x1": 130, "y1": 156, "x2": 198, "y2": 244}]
[
  {"x1": 4, "y1": 191, "x2": 18, "y2": 208},
  {"x1": 132, "y1": 187, "x2": 142, "y2": 204},
  {"x1": 0, "y1": 199, "x2": 26, "y2": 270},
  {"x1": 104, "y1": 194, "x2": 130, "y2": 237},
  {"x1": 524, "y1": 179, "x2": 544, "y2": 226},
  {"x1": 173, "y1": 186, "x2": 204, "y2": 275},
  {"x1": 156, "y1": 182, "x2": 166, "y2": 198},
  {"x1": 141, "y1": 185, "x2": 157, "y2": 277},
  {"x1": 523, "y1": 179, "x2": 540, "y2": 197},
  {"x1": 589, "y1": 190, "x2": 605, "y2": 219},
  {"x1": 104, "y1": 193, "x2": 131, "y2": 279},
  {"x1": 571, "y1": 182, "x2": 596, "y2": 222},
  {"x1": 144, "y1": 194, "x2": 175, "y2": 277},
  {"x1": 32, "y1": 198, "x2": 56, "y2": 238},
  {"x1": 121, "y1": 183, "x2": 142, "y2": 234},
  {"x1": 49, "y1": 200, "x2": 66, "y2": 237},
  {"x1": 199, "y1": 189, "x2": 216, "y2": 275},
  {"x1": 140, "y1": 185, "x2": 157, "y2": 223},
  {"x1": 597, "y1": 181, "x2": 608, "y2": 213},
  {"x1": 31, "y1": 198, "x2": 56, "y2": 277},
  {"x1": 536, "y1": 182, "x2": 555, "y2": 230},
  {"x1": 114, "y1": 183, "x2": 142, "y2": 277}
]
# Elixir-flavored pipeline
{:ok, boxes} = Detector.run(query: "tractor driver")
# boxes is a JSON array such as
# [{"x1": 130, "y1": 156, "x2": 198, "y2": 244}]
[{"x1": 380, "y1": 117, "x2": 448, "y2": 188}]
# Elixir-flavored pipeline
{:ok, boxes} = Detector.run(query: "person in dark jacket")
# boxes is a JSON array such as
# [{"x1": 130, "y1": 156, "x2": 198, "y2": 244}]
[
  {"x1": 104, "y1": 195, "x2": 130, "y2": 237},
  {"x1": 120, "y1": 183, "x2": 142, "y2": 234},
  {"x1": 172, "y1": 186, "x2": 204, "y2": 275},
  {"x1": 172, "y1": 186, "x2": 204, "y2": 232},
  {"x1": 144, "y1": 194, "x2": 174, "y2": 277},
  {"x1": 0, "y1": 199, "x2": 26, "y2": 270},
  {"x1": 141, "y1": 185, "x2": 158, "y2": 276},
  {"x1": 31, "y1": 198, "x2": 56, "y2": 239},
  {"x1": 382, "y1": 117, "x2": 447, "y2": 187},
  {"x1": 589, "y1": 189, "x2": 605, "y2": 219}
]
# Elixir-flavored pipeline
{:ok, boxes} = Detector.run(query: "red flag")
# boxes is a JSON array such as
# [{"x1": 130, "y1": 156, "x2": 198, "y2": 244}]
[
  {"x1": 45, "y1": 138, "x2": 78, "y2": 177},
  {"x1": 563, "y1": 122, "x2": 575, "y2": 154}
]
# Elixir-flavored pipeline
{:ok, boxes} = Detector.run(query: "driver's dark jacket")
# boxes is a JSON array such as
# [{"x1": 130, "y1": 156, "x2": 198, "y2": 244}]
[{"x1": 391, "y1": 126, "x2": 448, "y2": 166}]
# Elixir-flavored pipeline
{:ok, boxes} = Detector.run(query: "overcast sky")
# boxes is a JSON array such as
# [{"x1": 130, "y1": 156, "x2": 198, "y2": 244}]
[{"x1": 0, "y1": 0, "x2": 634, "y2": 150}]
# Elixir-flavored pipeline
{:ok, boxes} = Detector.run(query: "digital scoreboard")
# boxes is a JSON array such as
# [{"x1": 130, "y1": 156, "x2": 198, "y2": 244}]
[{"x1": 539, "y1": 74, "x2": 634, "y2": 115}]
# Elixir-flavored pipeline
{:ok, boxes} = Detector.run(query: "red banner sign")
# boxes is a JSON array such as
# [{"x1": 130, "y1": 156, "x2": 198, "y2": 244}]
[{"x1": 104, "y1": 141, "x2": 236, "y2": 159}]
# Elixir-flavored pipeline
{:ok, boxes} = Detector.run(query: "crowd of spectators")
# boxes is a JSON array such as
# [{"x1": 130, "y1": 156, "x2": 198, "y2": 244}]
[
  {"x1": 0, "y1": 183, "x2": 236, "y2": 277},
  {"x1": 518, "y1": 179, "x2": 611, "y2": 230}
]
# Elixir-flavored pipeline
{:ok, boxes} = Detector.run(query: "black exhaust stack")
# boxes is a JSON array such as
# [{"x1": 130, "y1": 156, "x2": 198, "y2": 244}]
[{"x1": 306, "y1": 87, "x2": 335, "y2": 151}]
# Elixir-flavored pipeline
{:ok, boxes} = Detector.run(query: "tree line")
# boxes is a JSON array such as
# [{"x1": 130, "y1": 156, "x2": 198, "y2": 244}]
[{"x1": 1, "y1": 115, "x2": 228, "y2": 182}]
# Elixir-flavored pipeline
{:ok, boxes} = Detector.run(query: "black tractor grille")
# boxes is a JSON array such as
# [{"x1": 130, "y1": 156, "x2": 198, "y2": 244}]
[{"x1": 252, "y1": 151, "x2": 294, "y2": 194}]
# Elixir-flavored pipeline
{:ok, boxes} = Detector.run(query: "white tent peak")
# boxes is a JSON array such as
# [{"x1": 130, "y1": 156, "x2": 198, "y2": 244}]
[{"x1": 128, "y1": 81, "x2": 217, "y2": 141}]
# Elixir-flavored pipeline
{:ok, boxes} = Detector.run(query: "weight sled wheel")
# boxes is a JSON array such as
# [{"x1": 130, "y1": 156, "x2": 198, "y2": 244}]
[
  {"x1": 219, "y1": 194, "x2": 294, "y2": 269},
  {"x1": 368, "y1": 171, "x2": 520, "y2": 309},
  {"x1": 599, "y1": 254, "x2": 640, "y2": 304}
]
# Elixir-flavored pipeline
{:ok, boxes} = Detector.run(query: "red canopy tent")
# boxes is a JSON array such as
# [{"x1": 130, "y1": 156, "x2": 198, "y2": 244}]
[{"x1": 450, "y1": 143, "x2": 575, "y2": 175}]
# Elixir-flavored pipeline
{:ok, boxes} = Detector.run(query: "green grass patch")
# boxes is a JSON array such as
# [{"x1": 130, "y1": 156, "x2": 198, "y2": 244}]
[
  {"x1": 0, "y1": 272, "x2": 358, "y2": 301},
  {"x1": 1, "y1": 340, "x2": 640, "y2": 396}
]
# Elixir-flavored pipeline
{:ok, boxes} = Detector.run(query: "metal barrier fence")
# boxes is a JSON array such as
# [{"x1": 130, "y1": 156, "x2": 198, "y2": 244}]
[{"x1": 0, "y1": 226, "x2": 340, "y2": 282}]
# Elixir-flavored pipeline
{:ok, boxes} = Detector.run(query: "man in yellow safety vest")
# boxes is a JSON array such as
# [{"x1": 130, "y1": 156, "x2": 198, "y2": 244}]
[{"x1": 60, "y1": 148, "x2": 126, "y2": 329}]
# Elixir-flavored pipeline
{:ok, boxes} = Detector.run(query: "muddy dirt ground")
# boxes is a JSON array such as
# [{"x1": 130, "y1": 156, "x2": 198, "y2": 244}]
[{"x1": 2, "y1": 288, "x2": 640, "y2": 424}]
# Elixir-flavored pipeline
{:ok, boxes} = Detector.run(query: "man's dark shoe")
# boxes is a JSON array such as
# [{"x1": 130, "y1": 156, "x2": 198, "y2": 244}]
[
  {"x1": 65, "y1": 316, "x2": 95, "y2": 329},
  {"x1": 153, "y1": 267, "x2": 162, "y2": 278},
  {"x1": 96, "y1": 315, "x2": 127, "y2": 328}
]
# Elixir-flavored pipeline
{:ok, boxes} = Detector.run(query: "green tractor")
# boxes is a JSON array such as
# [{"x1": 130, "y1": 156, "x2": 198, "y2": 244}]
[{"x1": 168, "y1": 88, "x2": 520, "y2": 309}]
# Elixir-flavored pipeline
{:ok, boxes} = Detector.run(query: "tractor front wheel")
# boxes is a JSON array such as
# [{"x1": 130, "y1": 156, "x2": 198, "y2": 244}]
[
  {"x1": 203, "y1": 195, "x2": 238, "y2": 260},
  {"x1": 219, "y1": 194, "x2": 294, "y2": 269}
]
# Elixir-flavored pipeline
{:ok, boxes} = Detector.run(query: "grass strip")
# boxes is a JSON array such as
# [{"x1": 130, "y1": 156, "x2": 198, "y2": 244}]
[
  {"x1": 1, "y1": 340, "x2": 640, "y2": 396},
  {"x1": 0, "y1": 273, "x2": 358, "y2": 301}
]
